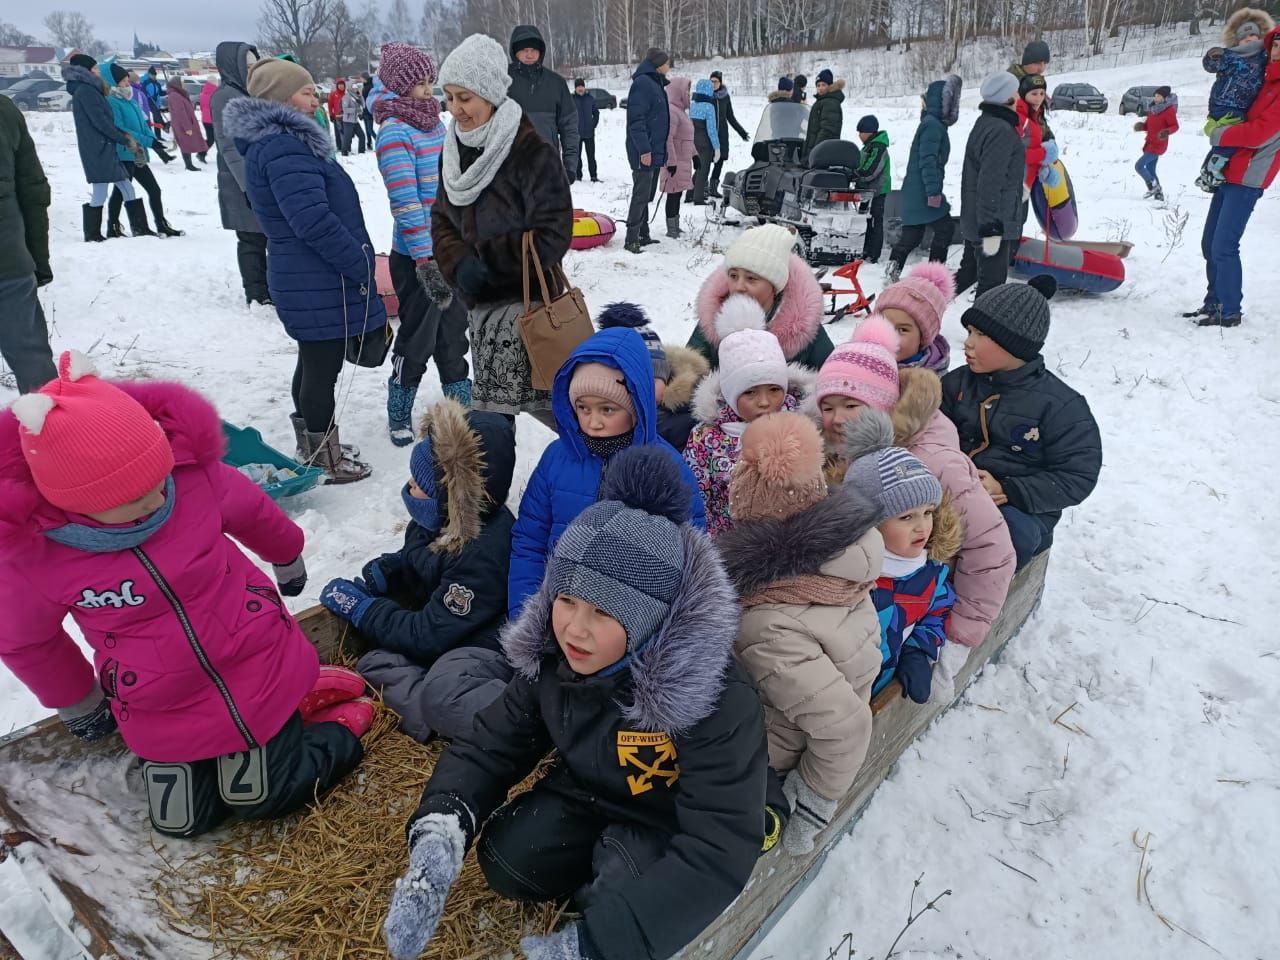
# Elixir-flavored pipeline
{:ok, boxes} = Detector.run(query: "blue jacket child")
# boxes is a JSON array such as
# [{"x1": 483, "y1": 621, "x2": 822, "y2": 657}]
[
  {"x1": 1204, "y1": 9, "x2": 1275, "y2": 121},
  {"x1": 508, "y1": 327, "x2": 707, "y2": 618}
]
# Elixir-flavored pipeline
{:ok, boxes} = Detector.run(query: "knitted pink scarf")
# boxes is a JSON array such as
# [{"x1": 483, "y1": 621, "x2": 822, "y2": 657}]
[
  {"x1": 373, "y1": 91, "x2": 441, "y2": 133},
  {"x1": 740, "y1": 575, "x2": 873, "y2": 609}
]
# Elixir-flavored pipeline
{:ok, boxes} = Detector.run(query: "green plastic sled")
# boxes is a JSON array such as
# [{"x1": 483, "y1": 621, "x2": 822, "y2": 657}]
[{"x1": 221, "y1": 420, "x2": 324, "y2": 500}]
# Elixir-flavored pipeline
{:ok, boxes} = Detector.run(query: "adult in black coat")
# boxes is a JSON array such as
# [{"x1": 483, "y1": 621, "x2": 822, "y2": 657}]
[
  {"x1": 709, "y1": 71, "x2": 750, "y2": 197},
  {"x1": 0, "y1": 95, "x2": 55, "y2": 393},
  {"x1": 507, "y1": 25, "x2": 580, "y2": 180},
  {"x1": 63, "y1": 55, "x2": 139, "y2": 242},
  {"x1": 360, "y1": 71, "x2": 375, "y2": 145},
  {"x1": 624, "y1": 50, "x2": 672, "y2": 251},
  {"x1": 955, "y1": 72, "x2": 1026, "y2": 297},
  {"x1": 572, "y1": 78, "x2": 600, "y2": 182}
]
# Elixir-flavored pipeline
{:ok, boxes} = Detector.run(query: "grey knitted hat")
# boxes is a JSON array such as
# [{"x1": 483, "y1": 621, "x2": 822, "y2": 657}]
[
  {"x1": 1022, "y1": 39, "x2": 1051, "y2": 65},
  {"x1": 547, "y1": 446, "x2": 687, "y2": 653},
  {"x1": 438, "y1": 33, "x2": 511, "y2": 106},
  {"x1": 980, "y1": 71, "x2": 1019, "y2": 104},
  {"x1": 841, "y1": 410, "x2": 943, "y2": 523},
  {"x1": 962, "y1": 280, "x2": 1052, "y2": 361}
]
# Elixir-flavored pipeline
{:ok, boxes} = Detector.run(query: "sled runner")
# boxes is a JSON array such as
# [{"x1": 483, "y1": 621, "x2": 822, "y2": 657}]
[{"x1": 817, "y1": 260, "x2": 875, "y2": 322}]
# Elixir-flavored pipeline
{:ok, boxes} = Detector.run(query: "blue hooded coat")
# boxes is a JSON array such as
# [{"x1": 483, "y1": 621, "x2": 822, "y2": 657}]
[
  {"x1": 507, "y1": 328, "x2": 707, "y2": 617},
  {"x1": 900, "y1": 77, "x2": 959, "y2": 226},
  {"x1": 689, "y1": 78, "x2": 721, "y2": 152}
]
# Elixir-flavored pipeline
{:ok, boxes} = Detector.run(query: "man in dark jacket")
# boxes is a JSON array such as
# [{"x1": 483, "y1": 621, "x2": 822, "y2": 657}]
[
  {"x1": 709, "y1": 70, "x2": 749, "y2": 198},
  {"x1": 955, "y1": 72, "x2": 1026, "y2": 297},
  {"x1": 791, "y1": 73, "x2": 808, "y2": 103},
  {"x1": 803, "y1": 68, "x2": 844, "y2": 159},
  {"x1": 0, "y1": 96, "x2": 55, "y2": 394},
  {"x1": 212, "y1": 41, "x2": 270, "y2": 307},
  {"x1": 572, "y1": 78, "x2": 600, "y2": 182},
  {"x1": 941, "y1": 280, "x2": 1101, "y2": 568},
  {"x1": 1009, "y1": 40, "x2": 1054, "y2": 142},
  {"x1": 507, "y1": 25, "x2": 579, "y2": 180},
  {"x1": 624, "y1": 49, "x2": 671, "y2": 253}
]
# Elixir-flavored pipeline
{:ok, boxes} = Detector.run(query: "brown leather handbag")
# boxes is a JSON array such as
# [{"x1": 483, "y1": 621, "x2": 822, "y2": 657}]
[{"x1": 517, "y1": 231, "x2": 592, "y2": 390}]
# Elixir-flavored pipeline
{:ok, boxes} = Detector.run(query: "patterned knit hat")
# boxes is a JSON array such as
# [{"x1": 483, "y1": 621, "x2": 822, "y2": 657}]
[
  {"x1": 11, "y1": 351, "x2": 174, "y2": 514},
  {"x1": 962, "y1": 280, "x2": 1053, "y2": 362},
  {"x1": 723, "y1": 224, "x2": 797, "y2": 292},
  {"x1": 841, "y1": 409, "x2": 942, "y2": 523},
  {"x1": 729, "y1": 412, "x2": 827, "y2": 523},
  {"x1": 874, "y1": 262, "x2": 955, "y2": 349},
  {"x1": 814, "y1": 315, "x2": 900, "y2": 412},
  {"x1": 569, "y1": 362, "x2": 635, "y2": 416},
  {"x1": 719, "y1": 331, "x2": 787, "y2": 414},
  {"x1": 438, "y1": 33, "x2": 511, "y2": 106},
  {"x1": 596, "y1": 302, "x2": 670, "y2": 382},
  {"x1": 1019, "y1": 73, "x2": 1048, "y2": 99},
  {"x1": 379, "y1": 42, "x2": 437, "y2": 96},
  {"x1": 548, "y1": 446, "x2": 687, "y2": 651}
]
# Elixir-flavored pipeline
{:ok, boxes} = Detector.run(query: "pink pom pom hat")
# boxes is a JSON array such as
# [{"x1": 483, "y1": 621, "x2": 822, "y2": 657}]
[
  {"x1": 813, "y1": 315, "x2": 901, "y2": 413},
  {"x1": 873, "y1": 261, "x2": 955, "y2": 347}
]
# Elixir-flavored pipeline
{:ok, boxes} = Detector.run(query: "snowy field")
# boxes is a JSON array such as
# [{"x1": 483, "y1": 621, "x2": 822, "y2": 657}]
[{"x1": 3, "y1": 51, "x2": 1279, "y2": 959}]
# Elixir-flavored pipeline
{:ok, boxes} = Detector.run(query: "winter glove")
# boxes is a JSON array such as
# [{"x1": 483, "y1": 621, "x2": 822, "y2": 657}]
[
  {"x1": 415, "y1": 259, "x2": 453, "y2": 310},
  {"x1": 58, "y1": 682, "x2": 117, "y2": 742},
  {"x1": 926, "y1": 194, "x2": 943, "y2": 208},
  {"x1": 981, "y1": 235, "x2": 1003, "y2": 258},
  {"x1": 123, "y1": 133, "x2": 141, "y2": 156},
  {"x1": 521, "y1": 924, "x2": 588, "y2": 960},
  {"x1": 667, "y1": 165, "x2": 676, "y2": 176},
  {"x1": 361, "y1": 553, "x2": 405, "y2": 596},
  {"x1": 1133, "y1": 120, "x2": 1146, "y2": 132},
  {"x1": 320, "y1": 578, "x2": 376, "y2": 628},
  {"x1": 273, "y1": 556, "x2": 307, "y2": 597},
  {"x1": 1207, "y1": 45, "x2": 1224, "y2": 60},
  {"x1": 713, "y1": 149, "x2": 721, "y2": 163},
  {"x1": 454, "y1": 255, "x2": 490, "y2": 298},
  {"x1": 1042, "y1": 140, "x2": 1060, "y2": 165},
  {"x1": 781, "y1": 769, "x2": 836, "y2": 856},
  {"x1": 895, "y1": 646, "x2": 934, "y2": 704},
  {"x1": 35, "y1": 263, "x2": 53, "y2": 287},
  {"x1": 740, "y1": 130, "x2": 749, "y2": 142},
  {"x1": 1021, "y1": 182, "x2": 1032, "y2": 203},
  {"x1": 1158, "y1": 129, "x2": 1169, "y2": 140},
  {"x1": 1038, "y1": 164, "x2": 1061, "y2": 189},
  {"x1": 383, "y1": 813, "x2": 468, "y2": 960},
  {"x1": 927, "y1": 641, "x2": 971, "y2": 707}
]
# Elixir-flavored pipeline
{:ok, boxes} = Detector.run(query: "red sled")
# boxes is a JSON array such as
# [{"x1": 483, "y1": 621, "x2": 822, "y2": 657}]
[
  {"x1": 818, "y1": 259, "x2": 875, "y2": 323},
  {"x1": 1010, "y1": 235, "x2": 1124, "y2": 294}
]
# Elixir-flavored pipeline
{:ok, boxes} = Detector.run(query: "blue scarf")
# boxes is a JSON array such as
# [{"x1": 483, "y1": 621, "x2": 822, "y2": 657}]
[
  {"x1": 43, "y1": 477, "x2": 177, "y2": 553},
  {"x1": 402, "y1": 482, "x2": 441, "y2": 534}
]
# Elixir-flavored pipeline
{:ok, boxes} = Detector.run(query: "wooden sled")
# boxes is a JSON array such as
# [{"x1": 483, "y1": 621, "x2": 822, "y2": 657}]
[{"x1": 0, "y1": 554, "x2": 1049, "y2": 959}]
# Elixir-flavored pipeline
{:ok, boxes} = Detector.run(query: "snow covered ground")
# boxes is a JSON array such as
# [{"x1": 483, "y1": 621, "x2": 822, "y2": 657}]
[{"x1": 3, "y1": 51, "x2": 1279, "y2": 959}]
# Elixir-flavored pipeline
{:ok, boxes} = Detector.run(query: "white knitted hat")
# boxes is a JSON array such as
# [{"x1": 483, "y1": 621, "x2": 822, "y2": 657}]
[
  {"x1": 438, "y1": 34, "x2": 511, "y2": 107},
  {"x1": 723, "y1": 224, "x2": 797, "y2": 292},
  {"x1": 719, "y1": 329, "x2": 788, "y2": 414}
]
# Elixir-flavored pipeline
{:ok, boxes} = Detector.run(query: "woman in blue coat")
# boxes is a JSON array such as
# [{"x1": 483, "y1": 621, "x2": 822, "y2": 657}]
[
  {"x1": 224, "y1": 58, "x2": 386, "y2": 484},
  {"x1": 62, "y1": 54, "x2": 138, "y2": 243}
]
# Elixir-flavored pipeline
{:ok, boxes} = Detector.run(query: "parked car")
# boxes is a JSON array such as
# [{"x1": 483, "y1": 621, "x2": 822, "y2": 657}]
[
  {"x1": 2, "y1": 77, "x2": 64, "y2": 111},
  {"x1": 37, "y1": 89, "x2": 72, "y2": 111},
  {"x1": 589, "y1": 87, "x2": 616, "y2": 109},
  {"x1": 1119, "y1": 85, "x2": 1163, "y2": 116},
  {"x1": 1050, "y1": 83, "x2": 1108, "y2": 113},
  {"x1": 182, "y1": 78, "x2": 203, "y2": 99}
]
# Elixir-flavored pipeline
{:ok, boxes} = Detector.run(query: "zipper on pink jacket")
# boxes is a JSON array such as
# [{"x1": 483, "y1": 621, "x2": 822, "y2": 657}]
[{"x1": 131, "y1": 547, "x2": 259, "y2": 750}]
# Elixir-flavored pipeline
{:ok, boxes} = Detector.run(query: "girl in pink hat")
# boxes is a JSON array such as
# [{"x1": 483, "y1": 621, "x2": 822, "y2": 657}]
[
  {"x1": 873, "y1": 261, "x2": 956, "y2": 374},
  {"x1": 0, "y1": 352, "x2": 373, "y2": 838}
]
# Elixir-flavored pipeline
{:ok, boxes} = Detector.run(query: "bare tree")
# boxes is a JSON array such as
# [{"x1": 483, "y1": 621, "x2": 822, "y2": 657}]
[
  {"x1": 0, "y1": 22, "x2": 36, "y2": 46},
  {"x1": 258, "y1": 0, "x2": 333, "y2": 68},
  {"x1": 386, "y1": 0, "x2": 416, "y2": 42},
  {"x1": 43, "y1": 10, "x2": 99, "y2": 51},
  {"x1": 325, "y1": 0, "x2": 368, "y2": 77}
]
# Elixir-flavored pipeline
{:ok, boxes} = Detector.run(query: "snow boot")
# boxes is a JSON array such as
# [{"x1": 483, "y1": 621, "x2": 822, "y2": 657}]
[
  {"x1": 292, "y1": 413, "x2": 359, "y2": 462},
  {"x1": 666, "y1": 216, "x2": 682, "y2": 239},
  {"x1": 183, "y1": 154, "x2": 199, "y2": 171},
  {"x1": 441, "y1": 378, "x2": 473, "y2": 407},
  {"x1": 1181, "y1": 305, "x2": 1215, "y2": 319},
  {"x1": 154, "y1": 143, "x2": 174, "y2": 164},
  {"x1": 308, "y1": 426, "x2": 372, "y2": 484},
  {"x1": 1150, "y1": 182, "x2": 1164, "y2": 202},
  {"x1": 709, "y1": 178, "x2": 723, "y2": 199},
  {"x1": 82, "y1": 204, "x2": 105, "y2": 242},
  {"x1": 1197, "y1": 311, "x2": 1242, "y2": 327},
  {"x1": 625, "y1": 240, "x2": 645, "y2": 254},
  {"x1": 307, "y1": 697, "x2": 378, "y2": 738},
  {"x1": 1142, "y1": 181, "x2": 1157, "y2": 199},
  {"x1": 884, "y1": 260, "x2": 903, "y2": 284},
  {"x1": 124, "y1": 199, "x2": 156, "y2": 237},
  {"x1": 106, "y1": 213, "x2": 125, "y2": 239},
  {"x1": 386, "y1": 377, "x2": 419, "y2": 447},
  {"x1": 299, "y1": 666, "x2": 368, "y2": 722},
  {"x1": 155, "y1": 218, "x2": 184, "y2": 237},
  {"x1": 197, "y1": 151, "x2": 208, "y2": 163}
]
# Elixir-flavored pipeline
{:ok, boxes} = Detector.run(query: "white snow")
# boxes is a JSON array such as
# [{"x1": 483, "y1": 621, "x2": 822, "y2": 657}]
[{"x1": 3, "y1": 47, "x2": 1279, "y2": 960}]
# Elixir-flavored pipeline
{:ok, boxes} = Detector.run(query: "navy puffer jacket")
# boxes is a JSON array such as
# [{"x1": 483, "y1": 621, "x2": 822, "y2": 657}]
[
  {"x1": 64, "y1": 64, "x2": 129, "y2": 185},
  {"x1": 223, "y1": 97, "x2": 386, "y2": 342},
  {"x1": 626, "y1": 60, "x2": 670, "y2": 170}
]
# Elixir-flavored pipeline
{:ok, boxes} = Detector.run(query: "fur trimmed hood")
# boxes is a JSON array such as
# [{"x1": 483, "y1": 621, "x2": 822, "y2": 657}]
[
  {"x1": 501, "y1": 525, "x2": 737, "y2": 734},
  {"x1": 660, "y1": 344, "x2": 711, "y2": 412},
  {"x1": 696, "y1": 255, "x2": 824, "y2": 361},
  {"x1": 927, "y1": 495, "x2": 964, "y2": 563},
  {"x1": 767, "y1": 90, "x2": 793, "y2": 102},
  {"x1": 223, "y1": 96, "x2": 333, "y2": 160},
  {"x1": 891, "y1": 367, "x2": 944, "y2": 445},
  {"x1": 691, "y1": 361, "x2": 816, "y2": 424},
  {"x1": 1223, "y1": 8, "x2": 1275, "y2": 46},
  {"x1": 0, "y1": 380, "x2": 225, "y2": 546}
]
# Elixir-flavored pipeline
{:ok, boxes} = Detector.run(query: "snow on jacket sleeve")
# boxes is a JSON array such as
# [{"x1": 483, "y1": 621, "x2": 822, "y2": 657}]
[
  {"x1": 377, "y1": 122, "x2": 440, "y2": 261},
  {"x1": 1000, "y1": 395, "x2": 1103, "y2": 515},
  {"x1": 0, "y1": 577, "x2": 95, "y2": 710},
  {"x1": 508, "y1": 453, "x2": 556, "y2": 619},
  {"x1": 903, "y1": 568, "x2": 954, "y2": 661},
  {"x1": 213, "y1": 461, "x2": 306, "y2": 565}
]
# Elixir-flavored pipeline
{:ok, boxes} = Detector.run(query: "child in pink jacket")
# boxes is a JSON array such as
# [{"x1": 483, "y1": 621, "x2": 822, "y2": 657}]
[{"x1": 0, "y1": 352, "x2": 372, "y2": 838}]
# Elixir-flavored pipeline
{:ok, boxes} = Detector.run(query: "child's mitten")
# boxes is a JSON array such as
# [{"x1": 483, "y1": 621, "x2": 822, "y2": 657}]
[
  {"x1": 273, "y1": 556, "x2": 307, "y2": 597},
  {"x1": 58, "y1": 681, "x2": 117, "y2": 742},
  {"x1": 981, "y1": 235, "x2": 1003, "y2": 258},
  {"x1": 895, "y1": 646, "x2": 934, "y2": 704},
  {"x1": 320, "y1": 578, "x2": 376, "y2": 627},
  {"x1": 361, "y1": 553, "x2": 404, "y2": 595},
  {"x1": 1037, "y1": 164, "x2": 1061, "y2": 189},
  {"x1": 1134, "y1": 121, "x2": 1146, "y2": 132},
  {"x1": 1042, "y1": 140, "x2": 1060, "y2": 165},
  {"x1": 781, "y1": 769, "x2": 836, "y2": 856},
  {"x1": 928, "y1": 641, "x2": 971, "y2": 706},
  {"x1": 520, "y1": 924, "x2": 591, "y2": 960},
  {"x1": 383, "y1": 813, "x2": 468, "y2": 959}
]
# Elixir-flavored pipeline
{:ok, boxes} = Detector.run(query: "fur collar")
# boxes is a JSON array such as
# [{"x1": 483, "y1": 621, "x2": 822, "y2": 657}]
[
  {"x1": 696, "y1": 255, "x2": 824, "y2": 362},
  {"x1": 891, "y1": 368, "x2": 944, "y2": 445},
  {"x1": 660, "y1": 344, "x2": 711, "y2": 412},
  {"x1": 691, "y1": 362, "x2": 816, "y2": 423},
  {"x1": 927, "y1": 496, "x2": 964, "y2": 563},
  {"x1": 717, "y1": 487, "x2": 882, "y2": 597},
  {"x1": 817, "y1": 79, "x2": 846, "y2": 98},
  {"x1": 222, "y1": 97, "x2": 333, "y2": 160},
  {"x1": 767, "y1": 90, "x2": 793, "y2": 102},
  {"x1": 501, "y1": 526, "x2": 737, "y2": 735},
  {"x1": 1223, "y1": 8, "x2": 1275, "y2": 46},
  {"x1": 417, "y1": 398, "x2": 485, "y2": 554}
]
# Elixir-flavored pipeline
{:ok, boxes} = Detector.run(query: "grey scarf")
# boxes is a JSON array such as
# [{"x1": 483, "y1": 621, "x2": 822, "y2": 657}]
[
  {"x1": 44, "y1": 477, "x2": 176, "y2": 553},
  {"x1": 441, "y1": 98, "x2": 522, "y2": 207}
]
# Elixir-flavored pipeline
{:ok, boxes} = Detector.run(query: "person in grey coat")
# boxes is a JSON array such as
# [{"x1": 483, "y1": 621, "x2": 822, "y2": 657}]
[
  {"x1": 955, "y1": 72, "x2": 1026, "y2": 297},
  {"x1": 339, "y1": 83, "x2": 366, "y2": 156},
  {"x1": 506, "y1": 24, "x2": 579, "y2": 180},
  {"x1": 212, "y1": 41, "x2": 270, "y2": 306}
]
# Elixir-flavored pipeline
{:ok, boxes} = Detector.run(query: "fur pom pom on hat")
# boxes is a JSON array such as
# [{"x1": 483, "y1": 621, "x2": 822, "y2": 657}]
[
  {"x1": 438, "y1": 33, "x2": 511, "y2": 106},
  {"x1": 729, "y1": 412, "x2": 827, "y2": 523},
  {"x1": 840, "y1": 409, "x2": 943, "y2": 523},
  {"x1": 13, "y1": 350, "x2": 174, "y2": 515},
  {"x1": 814, "y1": 315, "x2": 901, "y2": 412},
  {"x1": 723, "y1": 224, "x2": 798, "y2": 292},
  {"x1": 714, "y1": 293, "x2": 767, "y2": 339},
  {"x1": 598, "y1": 302, "x2": 670, "y2": 382},
  {"x1": 874, "y1": 261, "x2": 955, "y2": 348}
]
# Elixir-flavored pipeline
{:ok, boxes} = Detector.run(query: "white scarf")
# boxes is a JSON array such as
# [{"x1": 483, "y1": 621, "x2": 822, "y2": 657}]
[
  {"x1": 880, "y1": 549, "x2": 927, "y2": 579},
  {"x1": 442, "y1": 98, "x2": 522, "y2": 207}
]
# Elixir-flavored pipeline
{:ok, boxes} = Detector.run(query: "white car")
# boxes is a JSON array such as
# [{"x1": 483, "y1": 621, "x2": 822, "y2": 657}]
[{"x1": 37, "y1": 90, "x2": 71, "y2": 111}]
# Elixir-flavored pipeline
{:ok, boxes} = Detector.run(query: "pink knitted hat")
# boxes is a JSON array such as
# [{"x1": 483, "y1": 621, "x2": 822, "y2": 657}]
[
  {"x1": 569, "y1": 361, "x2": 635, "y2": 416},
  {"x1": 814, "y1": 316, "x2": 901, "y2": 412},
  {"x1": 379, "y1": 41, "x2": 437, "y2": 96},
  {"x1": 11, "y1": 351, "x2": 174, "y2": 514},
  {"x1": 873, "y1": 262, "x2": 955, "y2": 347}
]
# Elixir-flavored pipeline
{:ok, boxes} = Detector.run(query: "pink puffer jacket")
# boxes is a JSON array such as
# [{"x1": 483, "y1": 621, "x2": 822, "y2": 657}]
[
  {"x1": 660, "y1": 76, "x2": 695, "y2": 195},
  {"x1": 892, "y1": 368, "x2": 1015, "y2": 648},
  {"x1": 0, "y1": 381, "x2": 318, "y2": 763}
]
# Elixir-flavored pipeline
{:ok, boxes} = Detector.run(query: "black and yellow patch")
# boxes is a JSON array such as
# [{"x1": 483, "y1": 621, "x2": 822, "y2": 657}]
[{"x1": 616, "y1": 731, "x2": 680, "y2": 795}]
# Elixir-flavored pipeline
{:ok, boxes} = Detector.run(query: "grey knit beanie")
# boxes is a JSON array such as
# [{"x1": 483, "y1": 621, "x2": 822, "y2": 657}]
[
  {"x1": 841, "y1": 410, "x2": 943, "y2": 523},
  {"x1": 980, "y1": 71, "x2": 1019, "y2": 105},
  {"x1": 438, "y1": 33, "x2": 511, "y2": 106},
  {"x1": 962, "y1": 281, "x2": 1052, "y2": 361}
]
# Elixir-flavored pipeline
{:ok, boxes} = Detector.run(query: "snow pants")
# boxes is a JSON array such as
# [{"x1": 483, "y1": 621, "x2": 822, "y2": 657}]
[
  {"x1": 388, "y1": 250, "x2": 470, "y2": 390},
  {"x1": 0, "y1": 274, "x2": 56, "y2": 394},
  {"x1": 140, "y1": 712, "x2": 363, "y2": 838},
  {"x1": 1201, "y1": 182, "x2": 1262, "y2": 319},
  {"x1": 954, "y1": 239, "x2": 1011, "y2": 297},
  {"x1": 999, "y1": 505, "x2": 1056, "y2": 571},
  {"x1": 236, "y1": 230, "x2": 269, "y2": 304},
  {"x1": 889, "y1": 213, "x2": 954, "y2": 268}
]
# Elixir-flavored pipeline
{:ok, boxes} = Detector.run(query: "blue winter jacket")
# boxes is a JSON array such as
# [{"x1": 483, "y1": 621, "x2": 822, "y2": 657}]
[
  {"x1": 371, "y1": 80, "x2": 446, "y2": 262},
  {"x1": 690, "y1": 79, "x2": 721, "y2": 152},
  {"x1": 573, "y1": 90, "x2": 599, "y2": 139},
  {"x1": 507, "y1": 328, "x2": 707, "y2": 618},
  {"x1": 1205, "y1": 43, "x2": 1269, "y2": 119},
  {"x1": 626, "y1": 60, "x2": 670, "y2": 170},
  {"x1": 107, "y1": 92, "x2": 153, "y2": 163},
  {"x1": 224, "y1": 97, "x2": 387, "y2": 342},
  {"x1": 64, "y1": 64, "x2": 129, "y2": 185}
]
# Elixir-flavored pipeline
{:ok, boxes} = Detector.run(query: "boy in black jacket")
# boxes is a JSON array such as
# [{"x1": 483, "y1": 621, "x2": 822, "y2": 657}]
[
  {"x1": 941, "y1": 280, "x2": 1102, "y2": 569},
  {"x1": 382, "y1": 447, "x2": 772, "y2": 960}
]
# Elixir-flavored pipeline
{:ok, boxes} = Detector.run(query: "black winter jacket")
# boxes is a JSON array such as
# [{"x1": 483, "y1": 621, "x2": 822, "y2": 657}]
[
  {"x1": 714, "y1": 87, "x2": 749, "y2": 159},
  {"x1": 958, "y1": 103, "x2": 1026, "y2": 242},
  {"x1": 941, "y1": 357, "x2": 1102, "y2": 522},
  {"x1": 803, "y1": 80, "x2": 845, "y2": 158},
  {"x1": 415, "y1": 526, "x2": 768, "y2": 960},
  {"x1": 64, "y1": 64, "x2": 128, "y2": 185},
  {"x1": 0, "y1": 96, "x2": 50, "y2": 283},
  {"x1": 625, "y1": 61, "x2": 669, "y2": 170},
  {"x1": 507, "y1": 25, "x2": 580, "y2": 179}
]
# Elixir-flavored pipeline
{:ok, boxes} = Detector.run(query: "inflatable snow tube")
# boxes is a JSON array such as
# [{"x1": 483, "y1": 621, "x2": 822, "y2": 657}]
[
  {"x1": 375, "y1": 253, "x2": 399, "y2": 318},
  {"x1": 1010, "y1": 236, "x2": 1124, "y2": 293},
  {"x1": 1031, "y1": 159, "x2": 1079, "y2": 241},
  {"x1": 571, "y1": 210, "x2": 616, "y2": 250}
]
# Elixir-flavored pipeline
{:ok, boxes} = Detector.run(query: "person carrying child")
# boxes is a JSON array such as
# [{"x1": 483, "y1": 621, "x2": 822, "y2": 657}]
[
  {"x1": 1198, "y1": 8, "x2": 1275, "y2": 191},
  {"x1": 853, "y1": 114, "x2": 890, "y2": 263},
  {"x1": 0, "y1": 352, "x2": 371, "y2": 839},
  {"x1": 508, "y1": 326, "x2": 706, "y2": 619},
  {"x1": 941, "y1": 279, "x2": 1102, "y2": 569},
  {"x1": 381, "y1": 446, "x2": 771, "y2": 960},
  {"x1": 1133, "y1": 86, "x2": 1178, "y2": 202},
  {"x1": 315, "y1": 398, "x2": 517, "y2": 744},
  {"x1": 717, "y1": 412, "x2": 883, "y2": 855},
  {"x1": 842, "y1": 410, "x2": 959, "y2": 706},
  {"x1": 684, "y1": 296, "x2": 813, "y2": 534}
]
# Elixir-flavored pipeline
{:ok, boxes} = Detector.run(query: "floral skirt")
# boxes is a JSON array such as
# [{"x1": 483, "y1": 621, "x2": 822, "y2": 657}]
[{"x1": 468, "y1": 300, "x2": 552, "y2": 416}]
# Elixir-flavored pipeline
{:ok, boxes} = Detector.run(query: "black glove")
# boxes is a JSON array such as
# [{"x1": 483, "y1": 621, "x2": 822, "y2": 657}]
[
  {"x1": 58, "y1": 683, "x2": 117, "y2": 742},
  {"x1": 273, "y1": 556, "x2": 307, "y2": 597},
  {"x1": 896, "y1": 646, "x2": 934, "y2": 704},
  {"x1": 454, "y1": 256, "x2": 490, "y2": 298},
  {"x1": 35, "y1": 264, "x2": 53, "y2": 287},
  {"x1": 361, "y1": 553, "x2": 405, "y2": 595},
  {"x1": 416, "y1": 259, "x2": 454, "y2": 310}
]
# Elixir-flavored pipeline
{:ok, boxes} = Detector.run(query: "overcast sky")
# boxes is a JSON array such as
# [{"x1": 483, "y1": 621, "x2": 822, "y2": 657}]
[{"x1": 0, "y1": 4, "x2": 263, "y2": 53}]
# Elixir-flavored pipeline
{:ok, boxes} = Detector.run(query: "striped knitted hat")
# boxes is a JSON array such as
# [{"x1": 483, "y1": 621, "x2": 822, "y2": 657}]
[
  {"x1": 814, "y1": 315, "x2": 901, "y2": 412},
  {"x1": 841, "y1": 408, "x2": 942, "y2": 522}
]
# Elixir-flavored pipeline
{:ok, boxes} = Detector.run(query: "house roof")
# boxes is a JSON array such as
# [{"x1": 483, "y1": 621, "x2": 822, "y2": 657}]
[{"x1": 25, "y1": 47, "x2": 56, "y2": 63}]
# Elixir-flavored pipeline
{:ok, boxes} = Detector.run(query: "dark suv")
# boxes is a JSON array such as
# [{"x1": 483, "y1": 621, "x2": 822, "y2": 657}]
[
  {"x1": 1119, "y1": 85, "x2": 1161, "y2": 116},
  {"x1": 2, "y1": 77, "x2": 64, "y2": 111},
  {"x1": 1050, "y1": 83, "x2": 1108, "y2": 113},
  {"x1": 589, "y1": 87, "x2": 617, "y2": 110}
]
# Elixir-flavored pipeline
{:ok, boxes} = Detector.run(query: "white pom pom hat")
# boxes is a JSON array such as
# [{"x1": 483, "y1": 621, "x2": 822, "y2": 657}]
[{"x1": 715, "y1": 297, "x2": 789, "y2": 414}]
